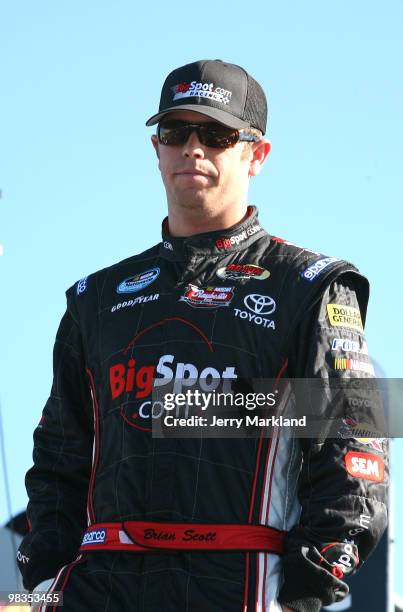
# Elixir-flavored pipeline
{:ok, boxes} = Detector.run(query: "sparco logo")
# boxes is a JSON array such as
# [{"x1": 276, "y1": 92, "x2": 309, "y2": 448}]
[
  {"x1": 82, "y1": 529, "x2": 107, "y2": 545},
  {"x1": 215, "y1": 224, "x2": 261, "y2": 250},
  {"x1": 234, "y1": 294, "x2": 276, "y2": 330},
  {"x1": 300, "y1": 257, "x2": 338, "y2": 281}
]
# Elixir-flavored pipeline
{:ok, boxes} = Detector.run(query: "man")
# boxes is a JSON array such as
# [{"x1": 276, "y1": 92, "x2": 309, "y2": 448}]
[{"x1": 18, "y1": 60, "x2": 388, "y2": 611}]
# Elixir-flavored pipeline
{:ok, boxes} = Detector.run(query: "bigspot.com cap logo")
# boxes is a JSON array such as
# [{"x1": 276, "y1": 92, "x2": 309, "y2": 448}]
[{"x1": 171, "y1": 81, "x2": 232, "y2": 105}]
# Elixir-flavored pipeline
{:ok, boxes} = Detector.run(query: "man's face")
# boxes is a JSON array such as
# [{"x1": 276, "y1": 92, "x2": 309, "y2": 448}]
[{"x1": 151, "y1": 111, "x2": 269, "y2": 217}]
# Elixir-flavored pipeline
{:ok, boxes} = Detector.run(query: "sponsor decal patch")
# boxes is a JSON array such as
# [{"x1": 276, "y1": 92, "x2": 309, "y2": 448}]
[
  {"x1": 234, "y1": 308, "x2": 276, "y2": 330},
  {"x1": 82, "y1": 529, "x2": 107, "y2": 545},
  {"x1": 111, "y1": 293, "x2": 159, "y2": 313},
  {"x1": 215, "y1": 224, "x2": 261, "y2": 250},
  {"x1": 331, "y1": 338, "x2": 368, "y2": 355},
  {"x1": 114, "y1": 319, "x2": 227, "y2": 431},
  {"x1": 233, "y1": 293, "x2": 277, "y2": 330},
  {"x1": 180, "y1": 284, "x2": 234, "y2": 308},
  {"x1": 353, "y1": 437, "x2": 385, "y2": 452},
  {"x1": 300, "y1": 256, "x2": 338, "y2": 281},
  {"x1": 171, "y1": 81, "x2": 232, "y2": 105},
  {"x1": 333, "y1": 357, "x2": 374, "y2": 376},
  {"x1": 345, "y1": 451, "x2": 384, "y2": 482},
  {"x1": 117, "y1": 268, "x2": 160, "y2": 294},
  {"x1": 163, "y1": 241, "x2": 173, "y2": 251},
  {"x1": 339, "y1": 418, "x2": 384, "y2": 452},
  {"x1": 327, "y1": 304, "x2": 363, "y2": 332},
  {"x1": 76, "y1": 276, "x2": 88, "y2": 295},
  {"x1": 244, "y1": 294, "x2": 276, "y2": 316},
  {"x1": 216, "y1": 263, "x2": 270, "y2": 281},
  {"x1": 320, "y1": 542, "x2": 358, "y2": 576},
  {"x1": 110, "y1": 354, "x2": 237, "y2": 412}
]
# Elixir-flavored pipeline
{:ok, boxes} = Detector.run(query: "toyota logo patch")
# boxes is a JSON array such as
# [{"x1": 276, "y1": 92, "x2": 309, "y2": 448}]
[{"x1": 244, "y1": 294, "x2": 276, "y2": 316}]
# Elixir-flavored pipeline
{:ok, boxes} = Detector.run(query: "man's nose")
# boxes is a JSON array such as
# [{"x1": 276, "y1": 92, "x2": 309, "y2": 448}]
[{"x1": 182, "y1": 129, "x2": 205, "y2": 158}]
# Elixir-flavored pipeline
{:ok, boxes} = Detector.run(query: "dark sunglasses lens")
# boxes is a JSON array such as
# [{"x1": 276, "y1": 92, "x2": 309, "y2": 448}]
[
  {"x1": 158, "y1": 121, "x2": 240, "y2": 148},
  {"x1": 200, "y1": 125, "x2": 239, "y2": 148},
  {"x1": 158, "y1": 122, "x2": 189, "y2": 145}
]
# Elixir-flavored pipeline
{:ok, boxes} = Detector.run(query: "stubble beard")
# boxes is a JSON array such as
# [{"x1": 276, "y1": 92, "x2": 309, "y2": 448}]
[{"x1": 168, "y1": 183, "x2": 223, "y2": 219}]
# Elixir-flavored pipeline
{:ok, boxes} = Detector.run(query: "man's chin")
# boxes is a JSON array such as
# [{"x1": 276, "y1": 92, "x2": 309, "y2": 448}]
[{"x1": 174, "y1": 190, "x2": 215, "y2": 210}]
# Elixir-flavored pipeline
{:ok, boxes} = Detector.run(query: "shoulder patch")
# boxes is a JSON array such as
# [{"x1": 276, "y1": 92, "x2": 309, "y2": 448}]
[
  {"x1": 300, "y1": 257, "x2": 339, "y2": 282},
  {"x1": 76, "y1": 276, "x2": 88, "y2": 295}
]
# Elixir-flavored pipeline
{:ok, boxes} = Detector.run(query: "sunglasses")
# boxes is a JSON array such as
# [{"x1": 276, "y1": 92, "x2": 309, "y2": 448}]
[{"x1": 157, "y1": 120, "x2": 261, "y2": 149}]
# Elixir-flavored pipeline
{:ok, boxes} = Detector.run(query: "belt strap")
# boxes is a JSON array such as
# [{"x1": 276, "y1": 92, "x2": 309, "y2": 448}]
[{"x1": 80, "y1": 521, "x2": 285, "y2": 554}]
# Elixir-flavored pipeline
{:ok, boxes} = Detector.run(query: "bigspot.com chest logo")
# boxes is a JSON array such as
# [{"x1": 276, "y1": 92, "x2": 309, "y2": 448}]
[{"x1": 171, "y1": 81, "x2": 232, "y2": 105}]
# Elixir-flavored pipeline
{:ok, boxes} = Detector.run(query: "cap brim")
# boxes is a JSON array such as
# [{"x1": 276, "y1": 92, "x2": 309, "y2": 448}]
[{"x1": 145, "y1": 105, "x2": 251, "y2": 129}]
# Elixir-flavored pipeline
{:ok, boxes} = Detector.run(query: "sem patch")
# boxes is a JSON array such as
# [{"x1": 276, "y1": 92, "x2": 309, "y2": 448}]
[{"x1": 345, "y1": 451, "x2": 384, "y2": 482}]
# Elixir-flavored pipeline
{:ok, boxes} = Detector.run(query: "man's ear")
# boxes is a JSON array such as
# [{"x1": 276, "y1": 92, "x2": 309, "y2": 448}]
[
  {"x1": 249, "y1": 139, "x2": 271, "y2": 177},
  {"x1": 151, "y1": 134, "x2": 160, "y2": 159}
]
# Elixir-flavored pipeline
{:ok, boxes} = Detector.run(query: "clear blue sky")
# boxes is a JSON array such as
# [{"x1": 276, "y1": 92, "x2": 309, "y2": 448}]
[{"x1": 1, "y1": 0, "x2": 402, "y2": 597}]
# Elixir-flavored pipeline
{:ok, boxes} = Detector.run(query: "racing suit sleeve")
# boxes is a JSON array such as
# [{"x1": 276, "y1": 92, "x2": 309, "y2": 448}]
[
  {"x1": 277, "y1": 272, "x2": 388, "y2": 612},
  {"x1": 16, "y1": 295, "x2": 93, "y2": 591}
]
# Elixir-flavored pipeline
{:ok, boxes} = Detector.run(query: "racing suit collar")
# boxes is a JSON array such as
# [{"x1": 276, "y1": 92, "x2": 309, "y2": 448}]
[{"x1": 159, "y1": 205, "x2": 266, "y2": 261}]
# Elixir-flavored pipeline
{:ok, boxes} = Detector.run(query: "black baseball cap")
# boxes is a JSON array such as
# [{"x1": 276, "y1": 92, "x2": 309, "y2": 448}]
[{"x1": 145, "y1": 59, "x2": 267, "y2": 135}]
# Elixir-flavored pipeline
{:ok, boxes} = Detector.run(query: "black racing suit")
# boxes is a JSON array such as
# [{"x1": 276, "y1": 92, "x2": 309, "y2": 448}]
[{"x1": 17, "y1": 207, "x2": 388, "y2": 612}]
